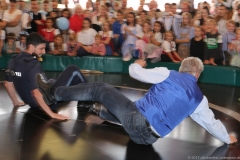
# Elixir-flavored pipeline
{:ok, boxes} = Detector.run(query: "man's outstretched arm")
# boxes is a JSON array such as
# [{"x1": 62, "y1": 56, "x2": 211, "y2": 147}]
[
  {"x1": 129, "y1": 59, "x2": 170, "y2": 84},
  {"x1": 4, "y1": 81, "x2": 25, "y2": 107},
  {"x1": 190, "y1": 96, "x2": 237, "y2": 144},
  {"x1": 32, "y1": 89, "x2": 69, "y2": 120}
]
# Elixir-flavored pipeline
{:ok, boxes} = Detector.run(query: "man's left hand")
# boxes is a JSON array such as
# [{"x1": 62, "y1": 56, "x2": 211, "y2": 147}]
[{"x1": 134, "y1": 59, "x2": 147, "y2": 68}]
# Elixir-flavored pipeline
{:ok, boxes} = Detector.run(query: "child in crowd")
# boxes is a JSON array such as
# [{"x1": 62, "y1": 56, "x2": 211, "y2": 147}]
[
  {"x1": 162, "y1": 31, "x2": 182, "y2": 63},
  {"x1": 66, "y1": 33, "x2": 80, "y2": 57},
  {"x1": 121, "y1": 12, "x2": 143, "y2": 61},
  {"x1": 175, "y1": 12, "x2": 194, "y2": 59},
  {"x1": 204, "y1": 19, "x2": 223, "y2": 66},
  {"x1": 49, "y1": 34, "x2": 67, "y2": 55},
  {"x1": 41, "y1": 18, "x2": 60, "y2": 43},
  {"x1": 91, "y1": 34, "x2": 106, "y2": 56},
  {"x1": 0, "y1": 27, "x2": 6, "y2": 57},
  {"x1": 112, "y1": 10, "x2": 125, "y2": 55},
  {"x1": 229, "y1": 27, "x2": 240, "y2": 67},
  {"x1": 4, "y1": 33, "x2": 17, "y2": 54},
  {"x1": 222, "y1": 20, "x2": 236, "y2": 65},
  {"x1": 192, "y1": 10, "x2": 201, "y2": 26},
  {"x1": 190, "y1": 26, "x2": 205, "y2": 61},
  {"x1": 60, "y1": 9, "x2": 71, "y2": 43},
  {"x1": 77, "y1": 18, "x2": 97, "y2": 57},
  {"x1": 110, "y1": 17, "x2": 117, "y2": 26},
  {"x1": 84, "y1": 10, "x2": 92, "y2": 19},
  {"x1": 136, "y1": 21, "x2": 164, "y2": 63},
  {"x1": 99, "y1": 21, "x2": 114, "y2": 55},
  {"x1": 136, "y1": 17, "x2": 143, "y2": 27},
  {"x1": 16, "y1": 32, "x2": 29, "y2": 53},
  {"x1": 92, "y1": 5, "x2": 109, "y2": 32}
]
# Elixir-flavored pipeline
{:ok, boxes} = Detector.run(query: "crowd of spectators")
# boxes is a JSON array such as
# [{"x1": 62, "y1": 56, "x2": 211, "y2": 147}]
[{"x1": 1, "y1": 0, "x2": 240, "y2": 67}]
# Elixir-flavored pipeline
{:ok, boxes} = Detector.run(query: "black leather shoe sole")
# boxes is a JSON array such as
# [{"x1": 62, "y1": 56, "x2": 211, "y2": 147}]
[{"x1": 36, "y1": 74, "x2": 56, "y2": 106}]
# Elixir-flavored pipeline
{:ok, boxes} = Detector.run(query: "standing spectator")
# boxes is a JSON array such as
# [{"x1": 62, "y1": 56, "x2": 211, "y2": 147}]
[
  {"x1": 222, "y1": 20, "x2": 236, "y2": 65},
  {"x1": 232, "y1": 4, "x2": 240, "y2": 27},
  {"x1": 22, "y1": 0, "x2": 45, "y2": 34},
  {"x1": 229, "y1": 27, "x2": 240, "y2": 67},
  {"x1": 92, "y1": 5, "x2": 110, "y2": 32},
  {"x1": 204, "y1": 19, "x2": 223, "y2": 66},
  {"x1": 121, "y1": 12, "x2": 143, "y2": 61},
  {"x1": 170, "y1": 3, "x2": 177, "y2": 14},
  {"x1": 3, "y1": 0, "x2": 22, "y2": 38},
  {"x1": 69, "y1": 4, "x2": 84, "y2": 33},
  {"x1": 47, "y1": 0, "x2": 60, "y2": 18},
  {"x1": 112, "y1": 10, "x2": 125, "y2": 55},
  {"x1": 18, "y1": 0, "x2": 28, "y2": 13},
  {"x1": 190, "y1": 26, "x2": 205, "y2": 61},
  {"x1": 41, "y1": 18, "x2": 60, "y2": 43},
  {"x1": 77, "y1": 18, "x2": 97, "y2": 57},
  {"x1": 38, "y1": 0, "x2": 49, "y2": 20},
  {"x1": 214, "y1": 0, "x2": 233, "y2": 8},
  {"x1": 216, "y1": 5, "x2": 232, "y2": 35},
  {"x1": 60, "y1": 8, "x2": 71, "y2": 43},
  {"x1": 148, "y1": 0, "x2": 160, "y2": 12},
  {"x1": 175, "y1": 12, "x2": 195, "y2": 59}
]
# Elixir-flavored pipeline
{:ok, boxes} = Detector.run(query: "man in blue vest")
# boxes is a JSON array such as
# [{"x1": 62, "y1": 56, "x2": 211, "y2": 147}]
[{"x1": 36, "y1": 57, "x2": 237, "y2": 145}]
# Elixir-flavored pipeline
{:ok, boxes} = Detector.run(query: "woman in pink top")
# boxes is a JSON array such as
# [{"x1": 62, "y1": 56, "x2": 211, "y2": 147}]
[{"x1": 91, "y1": 34, "x2": 106, "y2": 56}]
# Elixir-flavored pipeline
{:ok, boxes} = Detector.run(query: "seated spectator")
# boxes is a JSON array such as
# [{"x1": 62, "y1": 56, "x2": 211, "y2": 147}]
[
  {"x1": 229, "y1": 27, "x2": 240, "y2": 67},
  {"x1": 77, "y1": 18, "x2": 97, "y2": 57},
  {"x1": 16, "y1": 31, "x2": 28, "y2": 53},
  {"x1": 66, "y1": 32, "x2": 80, "y2": 57},
  {"x1": 4, "y1": 33, "x2": 17, "y2": 54},
  {"x1": 4, "y1": 0, "x2": 22, "y2": 38},
  {"x1": 99, "y1": 21, "x2": 114, "y2": 55},
  {"x1": 121, "y1": 12, "x2": 143, "y2": 61},
  {"x1": 190, "y1": 26, "x2": 205, "y2": 61},
  {"x1": 204, "y1": 19, "x2": 223, "y2": 66},
  {"x1": 112, "y1": 10, "x2": 125, "y2": 55},
  {"x1": 0, "y1": 26, "x2": 5, "y2": 57},
  {"x1": 162, "y1": 31, "x2": 182, "y2": 63},
  {"x1": 49, "y1": 34, "x2": 67, "y2": 56},
  {"x1": 222, "y1": 20, "x2": 236, "y2": 65},
  {"x1": 91, "y1": 34, "x2": 106, "y2": 56},
  {"x1": 69, "y1": 4, "x2": 84, "y2": 33},
  {"x1": 136, "y1": 21, "x2": 164, "y2": 63},
  {"x1": 41, "y1": 18, "x2": 60, "y2": 43},
  {"x1": 175, "y1": 12, "x2": 195, "y2": 59}
]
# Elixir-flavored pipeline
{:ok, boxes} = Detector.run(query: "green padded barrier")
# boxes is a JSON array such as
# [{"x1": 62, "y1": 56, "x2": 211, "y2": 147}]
[
  {"x1": 42, "y1": 54, "x2": 123, "y2": 73},
  {"x1": 0, "y1": 54, "x2": 12, "y2": 69},
  {"x1": 1, "y1": 54, "x2": 240, "y2": 87}
]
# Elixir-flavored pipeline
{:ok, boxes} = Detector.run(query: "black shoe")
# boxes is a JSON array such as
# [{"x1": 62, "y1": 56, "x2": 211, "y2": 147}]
[
  {"x1": 88, "y1": 103, "x2": 103, "y2": 116},
  {"x1": 36, "y1": 73, "x2": 56, "y2": 105}
]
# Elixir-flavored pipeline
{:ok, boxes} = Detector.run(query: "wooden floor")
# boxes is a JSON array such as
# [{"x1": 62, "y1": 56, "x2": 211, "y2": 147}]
[{"x1": 0, "y1": 71, "x2": 239, "y2": 160}]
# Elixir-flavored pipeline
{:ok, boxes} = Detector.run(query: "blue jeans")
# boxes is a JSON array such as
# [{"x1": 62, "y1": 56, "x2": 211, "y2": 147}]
[
  {"x1": 54, "y1": 82, "x2": 158, "y2": 145},
  {"x1": 48, "y1": 65, "x2": 87, "y2": 109}
]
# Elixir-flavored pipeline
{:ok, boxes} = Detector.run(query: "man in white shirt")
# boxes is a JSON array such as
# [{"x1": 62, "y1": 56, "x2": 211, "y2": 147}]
[{"x1": 36, "y1": 57, "x2": 237, "y2": 145}]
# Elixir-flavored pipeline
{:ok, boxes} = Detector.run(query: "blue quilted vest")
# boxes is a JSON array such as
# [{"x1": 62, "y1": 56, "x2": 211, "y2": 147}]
[{"x1": 135, "y1": 70, "x2": 203, "y2": 137}]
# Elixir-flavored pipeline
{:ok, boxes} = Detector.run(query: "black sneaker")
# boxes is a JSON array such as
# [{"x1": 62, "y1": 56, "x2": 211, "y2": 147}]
[
  {"x1": 36, "y1": 73, "x2": 56, "y2": 105},
  {"x1": 88, "y1": 103, "x2": 103, "y2": 116}
]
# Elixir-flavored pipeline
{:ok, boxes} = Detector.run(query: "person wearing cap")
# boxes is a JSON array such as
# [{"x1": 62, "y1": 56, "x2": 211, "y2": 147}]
[
  {"x1": 3, "y1": 0, "x2": 22, "y2": 38},
  {"x1": 18, "y1": 0, "x2": 29, "y2": 13},
  {"x1": 4, "y1": 33, "x2": 88, "y2": 118},
  {"x1": 21, "y1": 0, "x2": 45, "y2": 34}
]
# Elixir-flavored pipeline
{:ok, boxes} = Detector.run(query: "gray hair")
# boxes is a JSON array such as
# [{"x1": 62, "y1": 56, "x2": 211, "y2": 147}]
[{"x1": 179, "y1": 57, "x2": 204, "y2": 76}]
